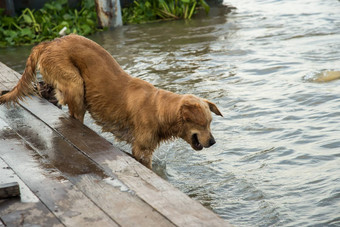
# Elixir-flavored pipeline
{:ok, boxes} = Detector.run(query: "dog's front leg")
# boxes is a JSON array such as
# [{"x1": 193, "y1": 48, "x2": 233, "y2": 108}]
[{"x1": 132, "y1": 146, "x2": 153, "y2": 169}]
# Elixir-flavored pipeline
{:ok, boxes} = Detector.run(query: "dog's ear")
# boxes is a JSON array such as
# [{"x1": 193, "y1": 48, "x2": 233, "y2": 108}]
[
  {"x1": 204, "y1": 99, "x2": 223, "y2": 117},
  {"x1": 181, "y1": 103, "x2": 207, "y2": 125}
]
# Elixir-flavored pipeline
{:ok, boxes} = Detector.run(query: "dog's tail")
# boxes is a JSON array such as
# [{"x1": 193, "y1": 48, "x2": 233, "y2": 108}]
[{"x1": 0, "y1": 42, "x2": 48, "y2": 106}]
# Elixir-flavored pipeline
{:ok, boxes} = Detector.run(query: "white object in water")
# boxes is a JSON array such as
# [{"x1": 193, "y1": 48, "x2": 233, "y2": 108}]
[{"x1": 59, "y1": 27, "x2": 67, "y2": 36}]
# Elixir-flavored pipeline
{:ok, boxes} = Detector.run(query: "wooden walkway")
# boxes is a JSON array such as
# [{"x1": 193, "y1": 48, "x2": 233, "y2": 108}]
[{"x1": 0, "y1": 62, "x2": 230, "y2": 226}]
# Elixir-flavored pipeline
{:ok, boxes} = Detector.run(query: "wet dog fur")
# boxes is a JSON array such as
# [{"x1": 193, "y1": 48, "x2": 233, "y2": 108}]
[{"x1": 0, "y1": 34, "x2": 223, "y2": 169}]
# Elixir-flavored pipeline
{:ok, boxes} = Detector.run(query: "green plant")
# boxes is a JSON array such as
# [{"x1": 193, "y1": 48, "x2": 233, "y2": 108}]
[
  {"x1": 122, "y1": 1, "x2": 158, "y2": 24},
  {"x1": 0, "y1": 0, "x2": 100, "y2": 47},
  {"x1": 122, "y1": 0, "x2": 210, "y2": 24}
]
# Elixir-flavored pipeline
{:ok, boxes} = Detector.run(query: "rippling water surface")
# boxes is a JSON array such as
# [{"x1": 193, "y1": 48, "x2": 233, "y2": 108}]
[{"x1": 1, "y1": 0, "x2": 339, "y2": 226}]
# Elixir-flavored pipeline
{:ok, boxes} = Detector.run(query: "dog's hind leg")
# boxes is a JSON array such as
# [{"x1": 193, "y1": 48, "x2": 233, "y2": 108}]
[{"x1": 52, "y1": 71, "x2": 86, "y2": 123}]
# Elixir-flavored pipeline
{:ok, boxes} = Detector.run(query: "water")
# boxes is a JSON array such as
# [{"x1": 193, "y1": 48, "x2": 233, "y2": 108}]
[{"x1": 1, "y1": 0, "x2": 339, "y2": 226}]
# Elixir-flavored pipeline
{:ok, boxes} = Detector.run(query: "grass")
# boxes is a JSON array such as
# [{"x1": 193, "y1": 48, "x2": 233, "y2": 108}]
[
  {"x1": 122, "y1": 0, "x2": 210, "y2": 24},
  {"x1": 0, "y1": 0, "x2": 100, "y2": 47}
]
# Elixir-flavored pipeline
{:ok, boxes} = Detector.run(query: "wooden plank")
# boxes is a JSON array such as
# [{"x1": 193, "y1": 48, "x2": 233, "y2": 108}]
[
  {"x1": 0, "y1": 118, "x2": 118, "y2": 227},
  {"x1": 0, "y1": 182, "x2": 20, "y2": 199},
  {"x1": 0, "y1": 157, "x2": 39, "y2": 204},
  {"x1": 0, "y1": 105, "x2": 174, "y2": 226},
  {"x1": 0, "y1": 62, "x2": 20, "y2": 92},
  {"x1": 0, "y1": 199, "x2": 63, "y2": 227},
  {"x1": 0, "y1": 157, "x2": 63, "y2": 227},
  {"x1": 20, "y1": 97, "x2": 230, "y2": 227}
]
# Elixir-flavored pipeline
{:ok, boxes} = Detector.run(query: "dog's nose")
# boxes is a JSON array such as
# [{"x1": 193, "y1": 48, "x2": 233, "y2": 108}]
[{"x1": 208, "y1": 137, "x2": 216, "y2": 146}]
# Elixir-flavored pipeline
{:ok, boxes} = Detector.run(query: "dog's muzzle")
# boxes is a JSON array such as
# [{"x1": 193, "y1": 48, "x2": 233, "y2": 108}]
[{"x1": 191, "y1": 134, "x2": 216, "y2": 151}]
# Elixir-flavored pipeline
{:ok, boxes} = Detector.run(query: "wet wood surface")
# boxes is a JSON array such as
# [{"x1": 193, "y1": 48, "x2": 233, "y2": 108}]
[
  {"x1": 0, "y1": 61, "x2": 231, "y2": 226},
  {"x1": 0, "y1": 63, "x2": 20, "y2": 94}
]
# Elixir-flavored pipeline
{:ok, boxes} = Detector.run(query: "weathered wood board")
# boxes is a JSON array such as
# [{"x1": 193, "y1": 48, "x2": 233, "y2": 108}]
[
  {"x1": 0, "y1": 104, "x2": 174, "y2": 227},
  {"x1": 0, "y1": 63, "x2": 20, "y2": 94},
  {"x1": 0, "y1": 118, "x2": 119, "y2": 226},
  {"x1": 0, "y1": 157, "x2": 63, "y2": 226},
  {"x1": 0, "y1": 182, "x2": 20, "y2": 199}
]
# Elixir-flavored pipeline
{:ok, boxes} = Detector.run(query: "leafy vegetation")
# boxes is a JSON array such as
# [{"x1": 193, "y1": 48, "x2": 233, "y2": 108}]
[
  {"x1": 0, "y1": 0, "x2": 100, "y2": 47},
  {"x1": 122, "y1": 0, "x2": 210, "y2": 24},
  {"x1": 0, "y1": 0, "x2": 210, "y2": 46}
]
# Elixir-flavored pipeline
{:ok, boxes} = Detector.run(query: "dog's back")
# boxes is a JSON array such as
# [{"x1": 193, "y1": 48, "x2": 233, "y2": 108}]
[{"x1": 0, "y1": 34, "x2": 133, "y2": 123}]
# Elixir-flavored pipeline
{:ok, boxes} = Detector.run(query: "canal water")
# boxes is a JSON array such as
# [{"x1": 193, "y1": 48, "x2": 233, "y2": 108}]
[{"x1": 1, "y1": 0, "x2": 339, "y2": 226}]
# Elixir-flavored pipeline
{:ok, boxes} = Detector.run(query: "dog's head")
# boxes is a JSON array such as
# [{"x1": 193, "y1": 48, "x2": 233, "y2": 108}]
[{"x1": 179, "y1": 95, "x2": 223, "y2": 151}]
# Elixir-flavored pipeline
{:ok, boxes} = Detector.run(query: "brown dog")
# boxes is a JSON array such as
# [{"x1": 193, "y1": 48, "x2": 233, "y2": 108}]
[{"x1": 0, "y1": 34, "x2": 223, "y2": 169}]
